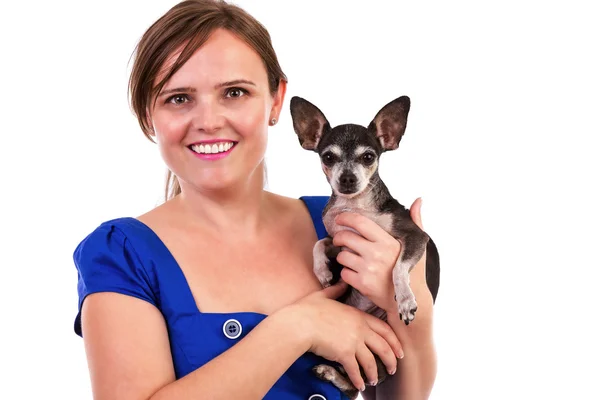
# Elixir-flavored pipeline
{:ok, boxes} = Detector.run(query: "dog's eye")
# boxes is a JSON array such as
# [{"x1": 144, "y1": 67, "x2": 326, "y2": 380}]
[
  {"x1": 322, "y1": 152, "x2": 336, "y2": 166},
  {"x1": 362, "y1": 153, "x2": 375, "y2": 164}
]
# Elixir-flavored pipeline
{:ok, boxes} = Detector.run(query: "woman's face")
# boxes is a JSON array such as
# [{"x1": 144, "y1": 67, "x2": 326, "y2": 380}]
[{"x1": 149, "y1": 29, "x2": 285, "y2": 194}]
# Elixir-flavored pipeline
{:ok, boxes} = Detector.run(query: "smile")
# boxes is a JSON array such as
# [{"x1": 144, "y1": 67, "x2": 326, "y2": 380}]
[{"x1": 190, "y1": 141, "x2": 236, "y2": 154}]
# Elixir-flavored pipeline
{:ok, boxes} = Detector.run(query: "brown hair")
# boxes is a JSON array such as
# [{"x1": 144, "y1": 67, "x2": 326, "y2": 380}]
[{"x1": 128, "y1": 0, "x2": 287, "y2": 201}]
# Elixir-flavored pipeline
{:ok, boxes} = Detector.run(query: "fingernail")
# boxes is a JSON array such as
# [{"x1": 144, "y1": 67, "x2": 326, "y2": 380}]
[
  {"x1": 370, "y1": 380, "x2": 377, "y2": 386},
  {"x1": 389, "y1": 369, "x2": 396, "y2": 375},
  {"x1": 396, "y1": 349, "x2": 404, "y2": 359},
  {"x1": 361, "y1": 384, "x2": 366, "y2": 391}
]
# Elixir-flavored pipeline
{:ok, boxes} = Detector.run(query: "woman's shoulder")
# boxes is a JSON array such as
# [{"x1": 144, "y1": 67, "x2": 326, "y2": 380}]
[
  {"x1": 266, "y1": 193, "x2": 330, "y2": 223},
  {"x1": 267, "y1": 192, "x2": 330, "y2": 212},
  {"x1": 75, "y1": 198, "x2": 175, "y2": 253},
  {"x1": 72, "y1": 215, "x2": 161, "y2": 285},
  {"x1": 298, "y1": 194, "x2": 331, "y2": 212},
  {"x1": 266, "y1": 193, "x2": 330, "y2": 240},
  {"x1": 74, "y1": 217, "x2": 153, "y2": 257},
  {"x1": 72, "y1": 216, "x2": 162, "y2": 336}
]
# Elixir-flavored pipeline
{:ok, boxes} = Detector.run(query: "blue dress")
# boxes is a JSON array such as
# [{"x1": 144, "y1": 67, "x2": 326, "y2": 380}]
[{"x1": 73, "y1": 195, "x2": 347, "y2": 400}]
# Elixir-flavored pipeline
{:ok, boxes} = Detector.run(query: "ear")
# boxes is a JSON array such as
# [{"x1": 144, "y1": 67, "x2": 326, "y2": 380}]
[
  {"x1": 368, "y1": 95, "x2": 410, "y2": 151},
  {"x1": 269, "y1": 79, "x2": 288, "y2": 124},
  {"x1": 289, "y1": 96, "x2": 331, "y2": 151}
]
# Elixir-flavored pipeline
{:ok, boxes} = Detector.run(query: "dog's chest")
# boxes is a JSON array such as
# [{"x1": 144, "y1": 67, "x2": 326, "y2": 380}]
[{"x1": 323, "y1": 203, "x2": 394, "y2": 236}]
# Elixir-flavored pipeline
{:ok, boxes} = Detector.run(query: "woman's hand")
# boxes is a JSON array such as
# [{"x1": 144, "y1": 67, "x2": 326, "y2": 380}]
[
  {"x1": 332, "y1": 198, "x2": 429, "y2": 314},
  {"x1": 287, "y1": 281, "x2": 404, "y2": 391}
]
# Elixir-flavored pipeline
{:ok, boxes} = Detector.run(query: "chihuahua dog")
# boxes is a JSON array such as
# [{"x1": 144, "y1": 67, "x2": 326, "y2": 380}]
[{"x1": 290, "y1": 95, "x2": 440, "y2": 398}]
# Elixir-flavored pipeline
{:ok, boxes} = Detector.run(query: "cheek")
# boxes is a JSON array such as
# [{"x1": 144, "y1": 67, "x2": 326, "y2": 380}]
[
  {"x1": 152, "y1": 110, "x2": 190, "y2": 144},
  {"x1": 321, "y1": 164, "x2": 333, "y2": 180},
  {"x1": 358, "y1": 164, "x2": 370, "y2": 180},
  {"x1": 330, "y1": 164, "x2": 344, "y2": 182},
  {"x1": 368, "y1": 161, "x2": 378, "y2": 176},
  {"x1": 229, "y1": 105, "x2": 268, "y2": 139},
  {"x1": 356, "y1": 163, "x2": 376, "y2": 186}
]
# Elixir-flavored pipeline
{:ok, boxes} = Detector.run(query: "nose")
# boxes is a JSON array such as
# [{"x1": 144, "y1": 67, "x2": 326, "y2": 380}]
[
  {"x1": 339, "y1": 171, "x2": 357, "y2": 188},
  {"x1": 191, "y1": 98, "x2": 225, "y2": 134}
]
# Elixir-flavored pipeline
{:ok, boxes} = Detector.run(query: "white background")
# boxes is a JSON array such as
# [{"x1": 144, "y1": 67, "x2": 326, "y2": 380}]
[{"x1": 1, "y1": 0, "x2": 599, "y2": 399}]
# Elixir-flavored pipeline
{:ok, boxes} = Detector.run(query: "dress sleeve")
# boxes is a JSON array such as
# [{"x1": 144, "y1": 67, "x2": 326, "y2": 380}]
[{"x1": 73, "y1": 223, "x2": 158, "y2": 337}]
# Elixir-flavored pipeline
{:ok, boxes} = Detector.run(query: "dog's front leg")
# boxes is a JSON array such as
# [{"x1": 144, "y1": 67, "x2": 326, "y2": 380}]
[
  {"x1": 313, "y1": 236, "x2": 338, "y2": 287},
  {"x1": 392, "y1": 260, "x2": 417, "y2": 325},
  {"x1": 392, "y1": 234, "x2": 428, "y2": 324}
]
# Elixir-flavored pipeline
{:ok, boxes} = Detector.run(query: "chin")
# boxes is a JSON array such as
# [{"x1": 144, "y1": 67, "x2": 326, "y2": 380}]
[
  {"x1": 195, "y1": 169, "x2": 255, "y2": 193},
  {"x1": 179, "y1": 155, "x2": 265, "y2": 194},
  {"x1": 333, "y1": 185, "x2": 370, "y2": 199}
]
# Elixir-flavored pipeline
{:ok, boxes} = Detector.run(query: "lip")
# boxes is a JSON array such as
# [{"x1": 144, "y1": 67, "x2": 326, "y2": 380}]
[
  {"x1": 189, "y1": 142, "x2": 237, "y2": 161},
  {"x1": 190, "y1": 139, "x2": 237, "y2": 145}
]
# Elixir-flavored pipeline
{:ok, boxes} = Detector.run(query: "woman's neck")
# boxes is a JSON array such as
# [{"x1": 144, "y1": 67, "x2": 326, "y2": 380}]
[{"x1": 173, "y1": 165, "x2": 274, "y2": 237}]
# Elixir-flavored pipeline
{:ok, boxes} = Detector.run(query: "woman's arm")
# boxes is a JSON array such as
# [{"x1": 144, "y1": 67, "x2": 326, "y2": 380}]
[
  {"x1": 152, "y1": 301, "x2": 314, "y2": 400},
  {"x1": 82, "y1": 291, "x2": 311, "y2": 400},
  {"x1": 81, "y1": 280, "x2": 402, "y2": 400},
  {"x1": 333, "y1": 198, "x2": 438, "y2": 399},
  {"x1": 361, "y1": 283, "x2": 436, "y2": 400},
  {"x1": 374, "y1": 283, "x2": 437, "y2": 399}
]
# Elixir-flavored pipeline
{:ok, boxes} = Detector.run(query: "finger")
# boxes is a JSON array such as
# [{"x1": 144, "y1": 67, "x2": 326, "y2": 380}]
[
  {"x1": 364, "y1": 330, "x2": 399, "y2": 375},
  {"x1": 341, "y1": 356, "x2": 365, "y2": 392},
  {"x1": 336, "y1": 249, "x2": 365, "y2": 273},
  {"x1": 335, "y1": 212, "x2": 386, "y2": 242},
  {"x1": 364, "y1": 314, "x2": 404, "y2": 359},
  {"x1": 356, "y1": 344, "x2": 378, "y2": 386},
  {"x1": 340, "y1": 267, "x2": 360, "y2": 288},
  {"x1": 333, "y1": 230, "x2": 371, "y2": 256},
  {"x1": 410, "y1": 197, "x2": 424, "y2": 229},
  {"x1": 319, "y1": 280, "x2": 348, "y2": 299}
]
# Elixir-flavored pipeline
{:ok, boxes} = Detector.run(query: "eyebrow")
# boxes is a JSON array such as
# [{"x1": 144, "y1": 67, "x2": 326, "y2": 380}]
[
  {"x1": 158, "y1": 79, "x2": 257, "y2": 97},
  {"x1": 217, "y1": 79, "x2": 256, "y2": 88},
  {"x1": 158, "y1": 87, "x2": 196, "y2": 97}
]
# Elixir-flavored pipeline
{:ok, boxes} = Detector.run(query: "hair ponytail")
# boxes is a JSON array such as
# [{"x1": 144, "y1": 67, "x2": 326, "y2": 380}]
[{"x1": 165, "y1": 170, "x2": 182, "y2": 201}]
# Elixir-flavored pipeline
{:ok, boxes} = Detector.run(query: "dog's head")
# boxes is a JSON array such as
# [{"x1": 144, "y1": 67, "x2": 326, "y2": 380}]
[{"x1": 290, "y1": 95, "x2": 410, "y2": 198}]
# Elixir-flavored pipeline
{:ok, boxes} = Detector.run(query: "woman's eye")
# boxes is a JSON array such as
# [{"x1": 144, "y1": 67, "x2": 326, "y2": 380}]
[
  {"x1": 167, "y1": 95, "x2": 189, "y2": 105},
  {"x1": 226, "y1": 88, "x2": 246, "y2": 98}
]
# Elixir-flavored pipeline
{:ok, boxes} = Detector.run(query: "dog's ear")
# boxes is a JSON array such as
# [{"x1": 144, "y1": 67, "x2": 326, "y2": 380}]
[
  {"x1": 368, "y1": 96, "x2": 410, "y2": 151},
  {"x1": 290, "y1": 96, "x2": 331, "y2": 151}
]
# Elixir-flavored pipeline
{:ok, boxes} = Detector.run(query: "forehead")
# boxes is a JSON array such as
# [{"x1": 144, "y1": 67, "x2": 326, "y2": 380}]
[
  {"x1": 156, "y1": 29, "x2": 269, "y2": 89},
  {"x1": 319, "y1": 124, "x2": 381, "y2": 154}
]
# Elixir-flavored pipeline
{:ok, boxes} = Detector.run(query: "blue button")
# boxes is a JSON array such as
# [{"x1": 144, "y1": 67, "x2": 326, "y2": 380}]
[
  {"x1": 223, "y1": 319, "x2": 242, "y2": 339},
  {"x1": 308, "y1": 395, "x2": 326, "y2": 400}
]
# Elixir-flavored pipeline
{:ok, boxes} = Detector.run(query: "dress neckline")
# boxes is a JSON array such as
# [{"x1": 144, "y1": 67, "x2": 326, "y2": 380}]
[{"x1": 121, "y1": 196, "x2": 327, "y2": 317}]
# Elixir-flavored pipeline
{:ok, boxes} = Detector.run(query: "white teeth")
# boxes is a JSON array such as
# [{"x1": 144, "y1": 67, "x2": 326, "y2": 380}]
[{"x1": 191, "y1": 142, "x2": 235, "y2": 154}]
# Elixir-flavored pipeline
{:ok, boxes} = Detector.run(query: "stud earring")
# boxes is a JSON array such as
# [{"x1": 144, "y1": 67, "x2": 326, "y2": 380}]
[{"x1": 270, "y1": 118, "x2": 277, "y2": 126}]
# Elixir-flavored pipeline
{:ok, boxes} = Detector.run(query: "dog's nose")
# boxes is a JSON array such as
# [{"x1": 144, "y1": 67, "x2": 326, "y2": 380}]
[{"x1": 339, "y1": 171, "x2": 357, "y2": 187}]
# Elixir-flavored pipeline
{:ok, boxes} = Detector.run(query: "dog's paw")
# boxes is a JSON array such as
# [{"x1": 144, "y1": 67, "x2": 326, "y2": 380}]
[
  {"x1": 396, "y1": 294, "x2": 418, "y2": 325},
  {"x1": 316, "y1": 268, "x2": 333, "y2": 288},
  {"x1": 313, "y1": 364, "x2": 337, "y2": 381},
  {"x1": 313, "y1": 252, "x2": 333, "y2": 287}
]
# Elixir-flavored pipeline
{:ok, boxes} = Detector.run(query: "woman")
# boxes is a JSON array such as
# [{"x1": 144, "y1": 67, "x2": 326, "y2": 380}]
[{"x1": 73, "y1": 1, "x2": 437, "y2": 399}]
